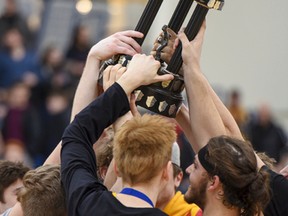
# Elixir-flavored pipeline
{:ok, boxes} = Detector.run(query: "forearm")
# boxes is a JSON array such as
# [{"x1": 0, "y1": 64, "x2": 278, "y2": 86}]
[
  {"x1": 61, "y1": 83, "x2": 130, "y2": 203},
  {"x1": 44, "y1": 141, "x2": 61, "y2": 165},
  {"x1": 70, "y1": 55, "x2": 101, "y2": 122},
  {"x1": 205, "y1": 79, "x2": 243, "y2": 139},
  {"x1": 184, "y1": 63, "x2": 226, "y2": 152},
  {"x1": 175, "y1": 104, "x2": 196, "y2": 146}
]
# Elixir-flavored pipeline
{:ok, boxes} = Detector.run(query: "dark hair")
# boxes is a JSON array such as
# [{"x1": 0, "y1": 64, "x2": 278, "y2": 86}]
[
  {"x1": 202, "y1": 136, "x2": 270, "y2": 216},
  {"x1": 0, "y1": 160, "x2": 30, "y2": 203}
]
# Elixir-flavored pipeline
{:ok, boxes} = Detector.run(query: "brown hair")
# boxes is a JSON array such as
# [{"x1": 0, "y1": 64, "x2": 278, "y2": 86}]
[
  {"x1": 0, "y1": 160, "x2": 30, "y2": 203},
  {"x1": 113, "y1": 114, "x2": 176, "y2": 185},
  {"x1": 203, "y1": 136, "x2": 270, "y2": 216},
  {"x1": 17, "y1": 164, "x2": 66, "y2": 216},
  {"x1": 172, "y1": 163, "x2": 182, "y2": 178},
  {"x1": 95, "y1": 127, "x2": 114, "y2": 169}
]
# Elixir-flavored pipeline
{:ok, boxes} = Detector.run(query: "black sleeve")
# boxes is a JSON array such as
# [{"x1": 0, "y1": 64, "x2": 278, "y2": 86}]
[
  {"x1": 60, "y1": 82, "x2": 130, "y2": 215},
  {"x1": 262, "y1": 166, "x2": 288, "y2": 216}
]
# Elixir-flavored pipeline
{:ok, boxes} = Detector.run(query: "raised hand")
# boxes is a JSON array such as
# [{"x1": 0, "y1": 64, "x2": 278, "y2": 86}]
[
  {"x1": 150, "y1": 27, "x2": 177, "y2": 64},
  {"x1": 178, "y1": 20, "x2": 206, "y2": 70},
  {"x1": 103, "y1": 64, "x2": 126, "y2": 92},
  {"x1": 116, "y1": 54, "x2": 174, "y2": 95},
  {"x1": 88, "y1": 30, "x2": 144, "y2": 61}
]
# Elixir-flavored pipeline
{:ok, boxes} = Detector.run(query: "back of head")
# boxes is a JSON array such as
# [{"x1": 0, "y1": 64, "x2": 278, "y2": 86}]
[
  {"x1": 17, "y1": 164, "x2": 66, "y2": 216},
  {"x1": 201, "y1": 136, "x2": 270, "y2": 216},
  {"x1": 114, "y1": 114, "x2": 176, "y2": 185},
  {"x1": 0, "y1": 160, "x2": 29, "y2": 203}
]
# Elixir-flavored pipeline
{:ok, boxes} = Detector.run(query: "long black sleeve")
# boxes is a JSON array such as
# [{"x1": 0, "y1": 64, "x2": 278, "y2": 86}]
[{"x1": 60, "y1": 82, "x2": 130, "y2": 215}]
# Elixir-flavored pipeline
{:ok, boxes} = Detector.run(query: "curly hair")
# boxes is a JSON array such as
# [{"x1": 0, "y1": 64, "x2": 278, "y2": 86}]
[{"x1": 17, "y1": 164, "x2": 66, "y2": 216}]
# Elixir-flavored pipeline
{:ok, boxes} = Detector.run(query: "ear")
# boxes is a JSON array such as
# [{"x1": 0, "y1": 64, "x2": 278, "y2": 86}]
[
  {"x1": 99, "y1": 166, "x2": 108, "y2": 180},
  {"x1": 207, "y1": 175, "x2": 221, "y2": 191},
  {"x1": 174, "y1": 171, "x2": 183, "y2": 188},
  {"x1": 113, "y1": 161, "x2": 121, "y2": 177},
  {"x1": 162, "y1": 161, "x2": 172, "y2": 181}
]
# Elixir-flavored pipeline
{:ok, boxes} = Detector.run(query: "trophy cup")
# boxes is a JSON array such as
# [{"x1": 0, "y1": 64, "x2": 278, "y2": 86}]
[{"x1": 135, "y1": 0, "x2": 224, "y2": 118}]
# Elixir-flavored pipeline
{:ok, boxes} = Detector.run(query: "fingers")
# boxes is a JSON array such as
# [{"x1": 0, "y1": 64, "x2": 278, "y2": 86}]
[
  {"x1": 130, "y1": 93, "x2": 140, "y2": 117},
  {"x1": 178, "y1": 31, "x2": 189, "y2": 47},
  {"x1": 151, "y1": 29, "x2": 177, "y2": 63},
  {"x1": 90, "y1": 30, "x2": 143, "y2": 61},
  {"x1": 154, "y1": 74, "x2": 174, "y2": 83},
  {"x1": 194, "y1": 20, "x2": 206, "y2": 42},
  {"x1": 103, "y1": 65, "x2": 112, "y2": 91},
  {"x1": 116, "y1": 30, "x2": 143, "y2": 53},
  {"x1": 103, "y1": 64, "x2": 126, "y2": 91}
]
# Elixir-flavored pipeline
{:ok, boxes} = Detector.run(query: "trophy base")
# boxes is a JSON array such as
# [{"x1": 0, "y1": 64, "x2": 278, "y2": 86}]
[{"x1": 135, "y1": 85, "x2": 183, "y2": 118}]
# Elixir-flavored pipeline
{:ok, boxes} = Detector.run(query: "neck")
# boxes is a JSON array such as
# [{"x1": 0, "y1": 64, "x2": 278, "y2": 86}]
[
  {"x1": 203, "y1": 199, "x2": 240, "y2": 216},
  {"x1": 124, "y1": 183, "x2": 159, "y2": 205},
  {"x1": 117, "y1": 179, "x2": 162, "y2": 208},
  {"x1": 156, "y1": 195, "x2": 173, "y2": 210}
]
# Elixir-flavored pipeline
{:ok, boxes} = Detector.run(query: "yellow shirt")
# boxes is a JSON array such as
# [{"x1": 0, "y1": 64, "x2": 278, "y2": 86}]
[{"x1": 163, "y1": 191, "x2": 202, "y2": 216}]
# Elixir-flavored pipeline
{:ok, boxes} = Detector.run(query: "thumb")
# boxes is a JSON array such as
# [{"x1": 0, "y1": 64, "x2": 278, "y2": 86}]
[
  {"x1": 154, "y1": 74, "x2": 174, "y2": 83},
  {"x1": 178, "y1": 31, "x2": 189, "y2": 47}
]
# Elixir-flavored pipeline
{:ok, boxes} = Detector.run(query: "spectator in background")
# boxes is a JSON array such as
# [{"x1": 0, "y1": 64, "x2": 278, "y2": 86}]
[
  {"x1": 2, "y1": 82, "x2": 41, "y2": 167},
  {"x1": 0, "y1": 27, "x2": 41, "y2": 90},
  {"x1": 66, "y1": 24, "x2": 91, "y2": 62},
  {"x1": 33, "y1": 45, "x2": 73, "y2": 108},
  {"x1": 41, "y1": 45, "x2": 72, "y2": 91},
  {"x1": 227, "y1": 89, "x2": 248, "y2": 133},
  {"x1": 0, "y1": 160, "x2": 30, "y2": 214},
  {"x1": 37, "y1": 90, "x2": 70, "y2": 166},
  {"x1": 65, "y1": 24, "x2": 92, "y2": 88},
  {"x1": 0, "y1": 0, "x2": 33, "y2": 48},
  {"x1": 246, "y1": 103, "x2": 288, "y2": 165}
]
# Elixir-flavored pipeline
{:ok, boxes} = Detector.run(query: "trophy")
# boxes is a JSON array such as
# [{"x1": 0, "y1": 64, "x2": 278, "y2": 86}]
[
  {"x1": 135, "y1": 0, "x2": 224, "y2": 118},
  {"x1": 98, "y1": 0, "x2": 195, "y2": 84}
]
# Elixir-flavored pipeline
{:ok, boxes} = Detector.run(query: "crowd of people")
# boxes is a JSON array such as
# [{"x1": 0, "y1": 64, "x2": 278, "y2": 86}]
[
  {"x1": 0, "y1": 0, "x2": 92, "y2": 167},
  {"x1": 1, "y1": 1, "x2": 288, "y2": 216}
]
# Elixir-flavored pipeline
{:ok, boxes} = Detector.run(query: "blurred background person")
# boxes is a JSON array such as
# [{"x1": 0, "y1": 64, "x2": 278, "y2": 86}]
[
  {"x1": 227, "y1": 89, "x2": 248, "y2": 134},
  {"x1": 65, "y1": 24, "x2": 92, "y2": 89},
  {"x1": 1, "y1": 82, "x2": 41, "y2": 167},
  {"x1": 0, "y1": 0, "x2": 33, "y2": 48},
  {"x1": 0, "y1": 27, "x2": 41, "y2": 90},
  {"x1": 246, "y1": 103, "x2": 288, "y2": 169}
]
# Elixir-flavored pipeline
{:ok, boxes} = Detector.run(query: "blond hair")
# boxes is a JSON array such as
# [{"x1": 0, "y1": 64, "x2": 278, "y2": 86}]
[{"x1": 113, "y1": 114, "x2": 176, "y2": 184}]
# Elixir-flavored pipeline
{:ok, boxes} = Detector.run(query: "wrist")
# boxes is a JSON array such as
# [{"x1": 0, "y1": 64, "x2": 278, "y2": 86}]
[
  {"x1": 183, "y1": 61, "x2": 201, "y2": 75},
  {"x1": 116, "y1": 74, "x2": 139, "y2": 96}
]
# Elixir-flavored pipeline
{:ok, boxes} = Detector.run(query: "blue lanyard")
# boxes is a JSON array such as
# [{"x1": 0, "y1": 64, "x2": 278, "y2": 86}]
[{"x1": 120, "y1": 188, "x2": 154, "y2": 207}]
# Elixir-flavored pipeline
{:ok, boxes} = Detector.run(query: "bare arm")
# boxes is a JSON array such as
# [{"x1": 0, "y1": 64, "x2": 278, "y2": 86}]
[
  {"x1": 44, "y1": 30, "x2": 144, "y2": 165},
  {"x1": 179, "y1": 22, "x2": 226, "y2": 153},
  {"x1": 179, "y1": 22, "x2": 265, "y2": 168}
]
